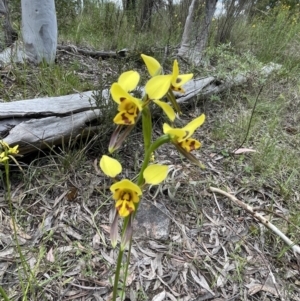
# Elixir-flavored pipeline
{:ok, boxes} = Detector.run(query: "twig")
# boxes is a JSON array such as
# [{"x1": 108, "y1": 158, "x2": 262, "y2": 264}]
[{"x1": 209, "y1": 187, "x2": 300, "y2": 257}]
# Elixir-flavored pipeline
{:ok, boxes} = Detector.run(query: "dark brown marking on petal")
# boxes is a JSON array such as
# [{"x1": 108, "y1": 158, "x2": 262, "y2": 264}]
[
  {"x1": 189, "y1": 140, "x2": 196, "y2": 151},
  {"x1": 171, "y1": 85, "x2": 184, "y2": 93},
  {"x1": 121, "y1": 113, "x2": 132, "y2": 124},
  {"x1": 121, "y1": 191, "x2": 132, "y2": 201},
  {"x1": 179, "y1": 141, "x2": 188, "y2": 152},
  {"x1": 183, "y1": 130, "x2": 189, "y2": 139},
  {"x1": 120, "y1": 97, "x2": 126, "y2": 102},
  {"x1": 126, "y1": 203, "x2": 134, "y2": 213},
  {"x1": 125, "y1": 103, "x2": 138, "y2": 115},
  {"x1": 176, "y1": 78, "x2": 182, "y2": 84}
]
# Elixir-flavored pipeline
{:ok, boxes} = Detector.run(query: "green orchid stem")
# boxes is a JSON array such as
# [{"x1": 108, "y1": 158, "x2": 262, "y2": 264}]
[
  {"x1": 112, "y1": 247, "x2": 124, "y2": 301},
  {"x1": 167, "y1": 89, "x2": 181, "y2": 114},
  {"x1": 112, "y1": 215, "x2": 129, "y2": 301},
  {"x1": 120, "y1": 227, "x2": 133, "y2": 301},
  {"x1": 142, "y1": 106, "x2": 152, "y2": 154},
  {"x1": 112, "y1": 135, "x2": 170, "y2": 301},
  {"x1": 137, "y1": 134, "x2": 171, "y2": 187}
]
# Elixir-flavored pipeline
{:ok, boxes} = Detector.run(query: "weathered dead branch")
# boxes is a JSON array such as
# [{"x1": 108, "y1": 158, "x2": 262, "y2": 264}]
[
  {"x1": 210, "y1": 186, "x2": 300, "y2": 257},
  {"x1": 0, "y1": 63, "x2": 281, "y2": 155}
]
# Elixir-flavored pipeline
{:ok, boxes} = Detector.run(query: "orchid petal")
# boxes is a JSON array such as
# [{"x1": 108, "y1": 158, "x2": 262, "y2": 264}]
[
  {"x1": 146, "y1": 75, "x2": 172, "y2": 100},
  {"x1": 113, "y1": 111, "x2": 136, "y2": 125},
  {"x1": 183, "y1": 114, "x2": 205, "y2": 137},
  {"x1": 110, "y1": 179, "x2": 142, "y2": 196},
  {"x1": 116, "y1": 199, "x2": 135, "y2": 217},
  {"x1": 118, "y1": 70, "x2": 140, "y2": 92},
  {"x1": 141, "y1": 54, "x2": 162, "y2": 76},
  {"x1": 143, "y1": 164, "x2": 169, "y2": 185},
  {"x1": 163, "y1": 123, "x2": 186, "y2": 141},
  {"x1": 100, "y1": 155, "x2": 122, "y2": 178},
  {"x1": 153, "y1": 100, "x2": 176, "y2": 121}
]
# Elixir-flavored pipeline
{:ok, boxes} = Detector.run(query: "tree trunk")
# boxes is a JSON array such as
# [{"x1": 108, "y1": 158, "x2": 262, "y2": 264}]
[
  {"x1": 140, "y1": 0, "x2": 154, "y2": 30},
  {"x1": 0, "y1": 0, "x2": 18, "y2": 49},
  {"x1": 177, "y1": 0, "x2": 197, "y2": 59},
  {"x1": 178, "y1": 0, "x2": 218, "y2": 65},
  {"x1": 217, "y1": 0, "x2": 249, "y2": 44},
  {"x1": 21, "y1": 0, "x2": 57, "y2": 64},
  {"x1": 123, "y1": 0, "x2": 136, "y2": 11}
]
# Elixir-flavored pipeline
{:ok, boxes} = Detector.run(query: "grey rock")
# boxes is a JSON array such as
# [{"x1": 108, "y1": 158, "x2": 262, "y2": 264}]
[{"x1": 133, "y1": 201, "x2": 171, "y2": 240}]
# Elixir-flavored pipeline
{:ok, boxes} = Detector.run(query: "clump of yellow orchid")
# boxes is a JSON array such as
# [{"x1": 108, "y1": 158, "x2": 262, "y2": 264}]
[
  {"x1": 99, "y1": 54, "x2": 206, "y2": 301},
  {"x1": 0, "y1": 140, "x2": 19, "y2": 163}
]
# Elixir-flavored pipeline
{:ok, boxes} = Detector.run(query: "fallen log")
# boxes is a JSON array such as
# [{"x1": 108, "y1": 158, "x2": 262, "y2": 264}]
[
  {"x1": 57, "y1": 45, "x2": 128, "y2": 59},
  {"x1": 0, "y1": 63, "x2": 281, "y2": 155},
  {"x1": 0, "y1": 43, "x2": 128, "y2": 65}
]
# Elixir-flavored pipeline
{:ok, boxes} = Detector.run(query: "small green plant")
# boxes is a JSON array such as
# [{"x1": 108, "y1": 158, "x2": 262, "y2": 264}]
[{"x1": 0, "y1": 141, "x2": 21, "y2": 301}]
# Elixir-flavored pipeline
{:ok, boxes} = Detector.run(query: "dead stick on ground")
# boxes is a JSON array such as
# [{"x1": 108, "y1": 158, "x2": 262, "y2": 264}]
[{"x1": 209, "y1": 187, "x2": 300, "y2": 257}]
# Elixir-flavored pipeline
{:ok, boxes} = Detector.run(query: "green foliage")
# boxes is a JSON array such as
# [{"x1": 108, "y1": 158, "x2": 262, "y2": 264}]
[
  {"x1": 59, "y1": 0, "x2": 183, "y2": 49},
  {"x1": 55, "y1": 0, "x2": 80, "y2": 30},
  {"x1": 249, "y1": 3, "x2": 300, "y2": 64}
]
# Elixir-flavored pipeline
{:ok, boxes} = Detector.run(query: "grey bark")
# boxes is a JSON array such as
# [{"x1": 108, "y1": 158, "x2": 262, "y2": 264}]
[
  {"x1": 178, "y1": 0, "x2": 218, "y2": 65},
  {"x1": 21, "y1": 0, "x2": 57, "y2": 64}
]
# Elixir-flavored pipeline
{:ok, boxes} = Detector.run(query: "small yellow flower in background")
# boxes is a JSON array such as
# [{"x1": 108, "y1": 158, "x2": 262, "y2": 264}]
[
  {"x1": 100, "y1": 155, "x2": 122, "y2": 178},
  {"x1": 252, "y1": 24, "x2": 256, "y2": 28},
  {"x1": 150, "y1": 153, "x2": 155, "y2": 162},
  {"x1": 163, "y1": 114, "x2": 205, "y2": 152},
  {"x1": 111, "y1": 179, "x2": 142, "y2": 217},
  {"x1": 0, "y1": 152, "x2": 9, "y2": 163},
  {"x1": 0, "y1": 141, "x2": 19, "y2": 163},
  {"x1": 0, "y1": 140, "x2": 19, "y2": 155},
  {"x1": 8, "y1": 145, "x2": 19, "y2": 155}
]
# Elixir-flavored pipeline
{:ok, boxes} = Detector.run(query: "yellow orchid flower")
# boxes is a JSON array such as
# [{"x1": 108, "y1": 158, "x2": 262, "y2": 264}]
[
  {"x1": 111, "y1": 179, "x2": 142, "y2": 217},
  {"x1": 110, "y1": 83, "x2": 143, "y2": 125},
  {"x1": 8, "y1": 145, "x2": 19, "y2": 155},
  {"x1": 170, "y1": 60, "x2": 193, "y2": 93},
  {"x1": 144, "y1": 75, "x2": 176, "y2": 121},
  {"x1": 142, "y1": 54, "x2": 193, "y2": 97},
  {"x1": 100, "y1": 155, "x2": 122, "y2": 178},
  {"x1": 0, "y1": 140, "x2": 19, "y2": 155},
  {"x1": 163, "y1": 114, "x2": 205, "y2": 152}
]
